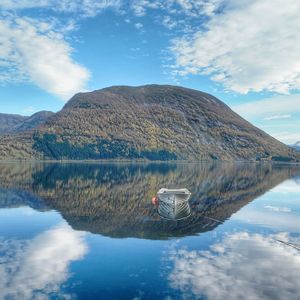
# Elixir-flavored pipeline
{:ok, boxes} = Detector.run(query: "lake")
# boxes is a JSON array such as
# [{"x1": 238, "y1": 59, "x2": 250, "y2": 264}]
[{"x1": 0, "y1": 162, "x2": 300, "y2": 300}]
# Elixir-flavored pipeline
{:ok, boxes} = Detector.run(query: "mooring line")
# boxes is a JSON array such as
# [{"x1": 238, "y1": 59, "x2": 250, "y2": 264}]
[
  {"x1": 201, "y1": 215, "x2": 223, "y2": 224},
  {"x1": 276, "y1": 239, "x2": 300, "y2": 250}
]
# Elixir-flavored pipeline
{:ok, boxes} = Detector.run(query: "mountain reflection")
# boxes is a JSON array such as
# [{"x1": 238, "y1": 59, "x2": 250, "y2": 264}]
[{"x1": 0, "y1": 162, "x2": 299, "y2": 239}]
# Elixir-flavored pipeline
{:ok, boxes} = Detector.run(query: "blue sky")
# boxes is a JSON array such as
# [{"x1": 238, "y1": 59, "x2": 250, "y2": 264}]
[{"x1": 0, "y1": 0, "x2": 299, "y2": 144}]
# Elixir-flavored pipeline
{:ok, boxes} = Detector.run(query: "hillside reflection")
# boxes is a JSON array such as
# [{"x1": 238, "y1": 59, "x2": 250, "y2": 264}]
[{"x1": 0, "y1": 162, "x2": 299, "y2": 239}]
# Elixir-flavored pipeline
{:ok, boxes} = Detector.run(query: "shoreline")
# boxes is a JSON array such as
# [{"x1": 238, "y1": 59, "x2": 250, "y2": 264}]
[{"x1": 0, "y1": 159, "x2": 299, "y2": 165}]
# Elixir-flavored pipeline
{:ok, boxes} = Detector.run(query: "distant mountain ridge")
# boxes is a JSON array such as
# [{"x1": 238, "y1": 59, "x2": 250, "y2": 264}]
[
  {"x1": 0, "y1": 85, "x2": 299, "y2": 161},
  {"x1": 0, "y1": 111, "x2": 54, "y2": 135},
  {"x1": 13, "y1": 111, "x2": 54, "y2": 133},
  {"x1": 0, "y1": 113, "x2": 27, "y2": 135},
  {"x1": 292, "y1": 141, "x2": 300, "y2": 152}
]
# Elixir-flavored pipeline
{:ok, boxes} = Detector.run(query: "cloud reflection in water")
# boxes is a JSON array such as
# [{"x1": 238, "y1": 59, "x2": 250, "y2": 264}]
[
  {"x1": 0, "y1": 224, "x2": 87, "y2": 300},
  {"x1": 168, "y1": 232, "x2": 300, "y2": 300}
]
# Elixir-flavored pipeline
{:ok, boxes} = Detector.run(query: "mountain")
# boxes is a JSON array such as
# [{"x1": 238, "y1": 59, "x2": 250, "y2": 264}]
[
  {"x1": 0, "y1": 85, "x2": 299, "y2": 161},
  {"x1": 0, "y1": 113, "x2": 27, "y2": 135},
  {"x1": 0, "y1": 111, "x2": 54, "y2": 135},
  {"x1": 12, "y1": 111, "x2": 54, "y2": 133},
  {"x1": 291, "y1": 141, "x2": 300, "y2": 152}
]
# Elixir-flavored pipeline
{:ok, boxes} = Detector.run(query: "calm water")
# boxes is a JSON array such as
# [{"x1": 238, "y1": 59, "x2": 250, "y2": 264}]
[{"x1": 0, "y1": 162, "x2": 300, "y2": 300}]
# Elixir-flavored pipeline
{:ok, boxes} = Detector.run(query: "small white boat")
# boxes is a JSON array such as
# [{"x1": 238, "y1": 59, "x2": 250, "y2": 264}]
[
  {"x1": 156, "y1": 188, "x2": 191, "y2": 220},
  {"x1": 157, "y1": 188, "x2": 191, "y2": 204}
]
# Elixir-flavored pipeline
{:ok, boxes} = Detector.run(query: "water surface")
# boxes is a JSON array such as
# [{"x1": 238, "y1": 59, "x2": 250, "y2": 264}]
[{"x1": 0, "y1": 162, "x2": 300, "y2": 300}]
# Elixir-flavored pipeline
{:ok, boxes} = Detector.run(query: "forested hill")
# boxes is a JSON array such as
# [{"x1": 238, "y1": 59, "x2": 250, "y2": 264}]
[{"x1": 0, "y1": 85, "x2": 299, "y2": 161}]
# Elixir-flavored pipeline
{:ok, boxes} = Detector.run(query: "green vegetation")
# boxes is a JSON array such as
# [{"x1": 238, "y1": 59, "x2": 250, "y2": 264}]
[
  {"x1": 33, "y1": 133, "x2": 177, "y2": 160},
  {"x1": 272, "y1": 156, "x2": 293, "y2": 162}
]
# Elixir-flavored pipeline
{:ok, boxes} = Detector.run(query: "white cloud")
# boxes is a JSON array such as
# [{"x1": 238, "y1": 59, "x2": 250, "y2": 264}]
[
  {"x1": 130, "y1": 0, "x2": 222, "y2": 18},
  {"x1": 130, "y1": 47, "x2": 140, "y2": 52},
  {"x1": 0, "y1": 0, "x2": 122, "y2": 17},
  {"x1": 231, "y1": 94, "x2": 300, "y2": 144},
  {"x1": 23, "y1": 106, "x2": 37, "y2": 114},
  {"x1": 171, "y1": 0, "x2": 300, "y2": 94},
  {"x1": 264, "y1": 205, "x2": 291, "y2": 213},
  {"x1": 0, "y1": 0, "x2": 225, "y2": 101},
  {"x1": 0, "y1": 17, "x2": 90, "y2": 99},
  {"x1": 174, "y1": 0, "x2": 223, "y2": 17},
  {"x1": 0, "y1": 0, "x2": 50, "y2": 10},
  {"x1": 233, "y1": 94, "x2": 300, "y2": 118},
  {"x1": 233, "y1": 209, "x2": 300, "y2": 232},
  {"x1": 231, "y1": 179, "x2": 300, "y2": 231},
  {"x1": 168, "y1": 232, "x2": 300, "y2": 300},
  {"x1": 0, "y1": 1, "x2": 124, "y2": 99},
  {"x1": 0, "y1": 223, "x2": 87, "y2": 300},
  {"x1": 58, "y1": 0, "x2": 122, "y2": 17},
  {"x1": 263, "y1": 114, "x2": 291, "y2": 121},
  {"x1": 131, "y1": 0, "x2": 163, "y2": 17},
  {"x1": 135, "y1": 22, "x2": 144, "y2": 30},
  {"x1": 271, "y1": 132, "x2": 300, "y2": 145},
  {"x1": 271, "y1": 179, "x2": 300, "y2": 194},
  {"x1": 162, "y1": 16, "x2": 177, "y2": 30}
]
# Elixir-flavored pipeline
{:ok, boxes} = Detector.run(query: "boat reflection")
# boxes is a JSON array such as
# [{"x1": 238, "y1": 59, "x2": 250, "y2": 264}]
[
  {"x1": 158, "y1": 199, "x2": 191, "y2": 220},
  {"x1": 156, "y1": 188, "x2": 191, "y2": 220}
]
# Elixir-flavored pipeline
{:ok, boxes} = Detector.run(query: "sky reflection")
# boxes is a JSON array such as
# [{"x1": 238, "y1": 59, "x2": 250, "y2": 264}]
[
  {"x1": 0, "y1": 163, "x2": 300, "y2": 299},
  {"x1": 231, "y1": 178, "x2": 300, "y2": 233},
  {"x1": 0, "y1": 224, "x2": 87, "y2": 300},
  {"x1": 168, "y1": 231, "x2": 300, "y2": 300}
]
